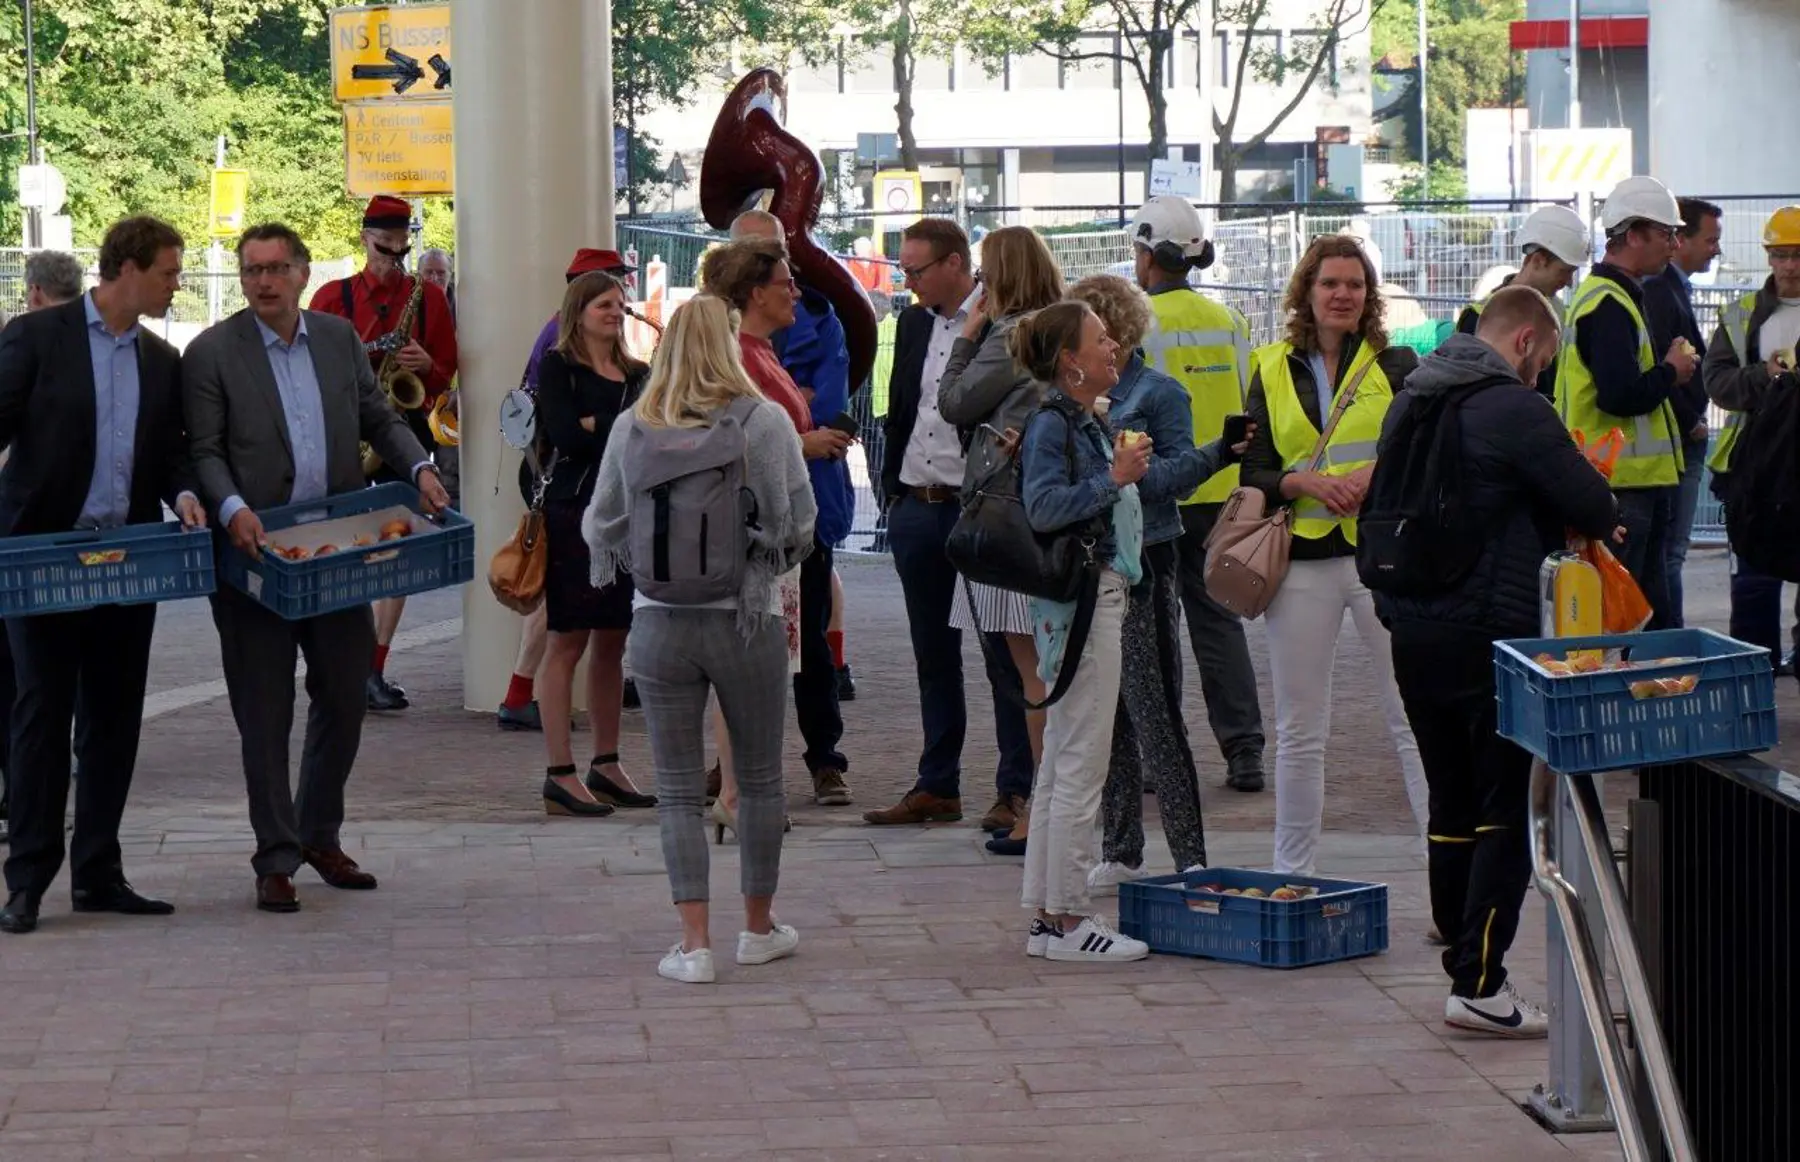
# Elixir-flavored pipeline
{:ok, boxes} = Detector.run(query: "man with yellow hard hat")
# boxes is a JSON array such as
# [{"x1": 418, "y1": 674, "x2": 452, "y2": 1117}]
[
  {"x1": 1553, "y1": 175, "x2": 1699, "y2": 628},
  {"x1": 1702, "y1": 205, "x2": 1800, "y2": 666}
]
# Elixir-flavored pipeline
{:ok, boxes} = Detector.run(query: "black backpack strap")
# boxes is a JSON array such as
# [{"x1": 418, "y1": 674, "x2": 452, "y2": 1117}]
[
  {"x1": 414, "y1": 276, "x2": 427, "y2": 343},
  {"x1": 963, "y1": 570, "x2": 1098, "y2": 712},
  {"x1": 339, "y1": 276, "x2": 354, "y2": 320}
]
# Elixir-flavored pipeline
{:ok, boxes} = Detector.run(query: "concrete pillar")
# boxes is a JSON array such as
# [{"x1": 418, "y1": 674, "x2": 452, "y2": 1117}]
[
  {"x1": 452, "y1": 0, "x2": 615, "y2": 711},
  {"x1": 1649, "y1": 0, "x2": 1800, "y2": 197}
]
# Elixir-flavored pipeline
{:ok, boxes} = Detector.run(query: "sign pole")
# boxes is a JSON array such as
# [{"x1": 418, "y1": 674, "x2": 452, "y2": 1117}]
[{"x1": 209, "y1": 136, "x2": 227, "y2": 325}]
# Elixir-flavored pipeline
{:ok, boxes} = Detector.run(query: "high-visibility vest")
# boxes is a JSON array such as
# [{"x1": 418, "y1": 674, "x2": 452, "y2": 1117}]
[
  {"x1": 1260, "y1": 340, "x2": 1393, "y2": 545},
  {"x1": 1553, "y1": 274, "x2": 1683, "y2": 489},
  {"x1": 1707, "y1": 291, "x2": 1760, "y2": 473},
  {"x1": 1142, "y1": 288, "x2": 1252, "y2": 504}
]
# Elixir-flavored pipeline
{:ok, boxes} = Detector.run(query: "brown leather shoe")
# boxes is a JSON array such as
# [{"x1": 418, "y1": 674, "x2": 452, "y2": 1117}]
[
  {"x1": 862, "y1": 789, "x2": 963, "y2": 826},
  {"x1": 256, "y1": 874, "x2": 300, "y2": 913},
  {"x1": 978, "y1": 794, "x2": 1028, "y2": 833},
  {"x1": 301, "y1": 847, "x2": 379, "y2": 891}
]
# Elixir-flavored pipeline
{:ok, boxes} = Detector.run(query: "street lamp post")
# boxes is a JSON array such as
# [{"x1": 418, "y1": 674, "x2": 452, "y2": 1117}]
[{"x1": 23, "y1": 0, "x2": 41, "y2": 248}]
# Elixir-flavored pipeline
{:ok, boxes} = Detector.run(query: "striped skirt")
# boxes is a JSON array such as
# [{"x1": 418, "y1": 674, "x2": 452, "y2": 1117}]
[{"x1": 950, "y1": 579, "x2": 1034, "y2": 637}]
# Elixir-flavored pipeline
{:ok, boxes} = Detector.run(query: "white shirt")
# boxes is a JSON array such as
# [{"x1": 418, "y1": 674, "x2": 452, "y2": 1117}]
[
  {"x1": 900, "y1": 282, "x2": 985, "y2": 490},
  {"x1": 1757, "y1": 300, "x2": 1800, "y2": 365}
]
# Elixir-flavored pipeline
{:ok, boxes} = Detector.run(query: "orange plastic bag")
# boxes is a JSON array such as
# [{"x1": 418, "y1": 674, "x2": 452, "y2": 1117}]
[
  {"x1": 1572, "y1": 428, "x2": 1625, "y2": 480},
  {"x1": 1573, "y1": 536, "x2": 1653, "y2": 633}
]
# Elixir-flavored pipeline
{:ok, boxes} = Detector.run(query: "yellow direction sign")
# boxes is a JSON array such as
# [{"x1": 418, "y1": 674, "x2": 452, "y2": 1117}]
[
  {"x1": 330, "y1": 4, "x2": 451, "y2": 103},
  {"x1": 208, "y1": 169, "x2": 250, "y2": 238},
  {"x1": 344, "y1": 101, "x2": 454, "y2": 197}
]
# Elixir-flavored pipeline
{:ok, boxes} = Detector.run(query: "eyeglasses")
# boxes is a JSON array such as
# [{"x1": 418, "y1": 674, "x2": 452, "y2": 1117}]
[
  {"x1": 901, "y1": 255, "x2": 944, "y2": 282},
  {"x1": 240, "y1": 262, "x2": 297, "y2": 280}
]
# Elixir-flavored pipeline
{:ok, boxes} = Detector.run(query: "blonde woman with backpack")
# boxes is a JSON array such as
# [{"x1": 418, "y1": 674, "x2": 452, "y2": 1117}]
[{"x1": 584, "y1": 295, "x2": 817, "y2": 985}]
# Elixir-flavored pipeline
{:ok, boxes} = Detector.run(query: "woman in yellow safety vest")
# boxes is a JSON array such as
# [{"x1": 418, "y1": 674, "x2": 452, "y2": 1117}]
[{"x1": 1237, "y1": 235, "x2": 1430, "y2": 877}]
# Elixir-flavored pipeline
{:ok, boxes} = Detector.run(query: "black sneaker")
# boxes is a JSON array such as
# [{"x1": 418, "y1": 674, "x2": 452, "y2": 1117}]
[
  {"x1": 1226, "y1": 756, "x2": 1265, "y2": 793},
  {"x1": 366, "y1": 673, "x2": 409, "y2": 712},
  {"x1": 836, "y1": 665, "x2": 857, "y2": 702}
]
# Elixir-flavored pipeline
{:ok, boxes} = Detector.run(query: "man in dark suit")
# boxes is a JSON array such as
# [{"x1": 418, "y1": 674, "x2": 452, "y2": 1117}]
[
  {"x1": 182, "y1": 222, "x2": 449, "y2": 914},
  {"x1": 1643, "y1": 197, "x2": 1721, "y2": 628},
  {"x1": 0, "y1": 215, "x2": 205, "y2": 934},
  {"x1": 862, "y1": 218, "x2": 1034, "y2": 833}
]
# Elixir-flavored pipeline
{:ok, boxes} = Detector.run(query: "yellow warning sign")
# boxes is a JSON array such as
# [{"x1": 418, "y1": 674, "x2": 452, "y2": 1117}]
[
  {"x1": 343, "y1": 101, "x2": 454, "y2": 198},
  {"x1": 329, "y1": 4, "x2": 451, "y2": 103},
  {"x1": 208, "y1": 169, "x2": 250, "y2": 238}
]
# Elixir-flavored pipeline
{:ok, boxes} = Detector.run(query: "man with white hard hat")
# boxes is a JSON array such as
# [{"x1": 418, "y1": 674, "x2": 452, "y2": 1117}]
[
  {"x1": 1127, "y1": 195, "x2": 1268, "y2": 794},
  {"x1": 1553, "y1": 175, "x2": 1698, "y2": 629},
  {"x1": 1456, "y1": 205, "x2": 1590, "y2": 397}
]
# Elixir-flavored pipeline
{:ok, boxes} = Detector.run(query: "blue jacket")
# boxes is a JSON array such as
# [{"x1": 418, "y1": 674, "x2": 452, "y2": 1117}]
[
  {"x1": 1105, "y1": 353, "x2": 1228, "y2": 546},
  {"x1": 773, "y1": 286, "x2": 854, "y2": 546}
]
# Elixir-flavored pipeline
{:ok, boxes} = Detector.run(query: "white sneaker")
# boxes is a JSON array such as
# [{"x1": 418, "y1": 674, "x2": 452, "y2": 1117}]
[
  {"x1": 737, "y1": 922, "x2": 800, "y2": 965},
  {"x1": 1045, "y1": 915, "x2": 1150, "y2": 963},
  {"x1": 1445, "y1": 980, "x2": 1549, "y2": 1038},
  {"x1": 1026, "y1": 916, "x2": 1054, "y2": 957},
  {"x1": 1085, "y1": 860, "x2": 1143, "y2": 897},
  {"x1": 658, "y1": 943, "x2": 716, "y2": 984}
]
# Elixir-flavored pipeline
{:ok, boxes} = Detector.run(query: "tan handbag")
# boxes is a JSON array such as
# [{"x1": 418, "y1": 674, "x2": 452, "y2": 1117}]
[
  {"x1": 488, "y1": 508, "x2": 549, "y2": 614},
  {"x1": 1203, "y1": 353, "x2": 1378, "y2": 619}
]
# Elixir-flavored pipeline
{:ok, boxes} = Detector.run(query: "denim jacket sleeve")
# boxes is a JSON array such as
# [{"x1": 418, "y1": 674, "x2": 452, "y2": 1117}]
[
  {"x1": 1021, "y1": 408, "x2": 1119, "y2": 534},
  {"x1": 1134, "y1": 373, "x2": 1220, "y2": 505}
]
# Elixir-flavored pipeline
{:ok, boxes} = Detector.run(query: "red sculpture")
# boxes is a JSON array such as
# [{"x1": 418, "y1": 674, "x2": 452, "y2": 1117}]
[{"x1": 700, "y1": 68, "x2": 878, "y2": 397}]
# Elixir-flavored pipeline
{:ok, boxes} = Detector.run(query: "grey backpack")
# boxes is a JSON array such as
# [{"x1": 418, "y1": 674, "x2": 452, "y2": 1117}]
[{"x1": 621, "y1": 396, "x2": 760, "y2": 605}]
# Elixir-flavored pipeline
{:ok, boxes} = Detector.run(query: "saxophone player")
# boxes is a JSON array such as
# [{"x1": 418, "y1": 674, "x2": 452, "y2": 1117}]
[{"x1": 310, "y1": 196, "x2": 458, "y2": 713}]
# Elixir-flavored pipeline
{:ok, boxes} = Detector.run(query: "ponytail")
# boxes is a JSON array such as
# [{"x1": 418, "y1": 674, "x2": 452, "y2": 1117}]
[{"x1": 1007, "y1": 301, "x2": 1092, "y2": 384}]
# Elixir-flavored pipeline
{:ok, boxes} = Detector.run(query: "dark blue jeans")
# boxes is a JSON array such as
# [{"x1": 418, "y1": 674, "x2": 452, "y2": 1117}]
[
  {"x1": 1614, "y1": 486, "x2": 1676, "y2": 631},
  {"x1": 1664, "y1": 438, "x2": 1708, "y2": 628},
  {"x1": 1728, "y1": 554, "x2": 1797, "y2": 664},
  {"x1": 886, "y1": 493, "x2": 1034, "y2": 802}
]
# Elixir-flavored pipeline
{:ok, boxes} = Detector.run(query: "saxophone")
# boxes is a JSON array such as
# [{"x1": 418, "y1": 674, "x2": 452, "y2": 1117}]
[{"x1": 361, "y1": 274, "x2": 429, "y2": 476}]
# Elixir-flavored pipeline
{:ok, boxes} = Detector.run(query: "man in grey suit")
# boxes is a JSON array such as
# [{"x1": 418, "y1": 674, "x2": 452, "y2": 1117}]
[{"x1": 183, "y1": 222, "x2": 451, "y2": 914}]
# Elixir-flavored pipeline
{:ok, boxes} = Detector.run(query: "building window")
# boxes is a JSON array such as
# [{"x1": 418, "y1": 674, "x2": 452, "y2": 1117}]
[
  {"x1": 914, "y1": 54, "x2": 953, "y2": 91},
  {"x1": 1241, "y1": 29, "x2": 1283, "y2": 76},
  {"x1": 1216, "y1": 29, "x2": 1232, "y2": 79},
  {"x1": 957, "y1": 49, "x2": 1005, "y2": 91},
  {"x1": 1291, "y1": 30, "x2": 1340, "y2": 87},
  {"x1": 845, "y1": 48, "x2": 890, "y2": 94},
  {"x1": 1009, "y1": 48, "x2": 1061, "y2": 91},
  {"x1": 788, "y1": 47, "x2": 841, "y2": 94},
  {"x1": 1064, "y1": 33, "x2": 1118, "y2": 90}
]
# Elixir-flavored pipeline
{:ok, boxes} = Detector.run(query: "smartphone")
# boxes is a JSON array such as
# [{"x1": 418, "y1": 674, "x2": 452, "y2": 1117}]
[
  {"x1": 827, "y1": 411, "x2": 860, "y2": 439},
  {"x1": 1221, "y1": 413, "x2": 1250, "y2": 445}
]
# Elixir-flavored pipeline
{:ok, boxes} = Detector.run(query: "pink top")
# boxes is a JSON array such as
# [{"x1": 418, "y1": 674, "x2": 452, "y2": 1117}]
[{"x1": 738, "y1": 333, "x2": 813, "y2": 434}]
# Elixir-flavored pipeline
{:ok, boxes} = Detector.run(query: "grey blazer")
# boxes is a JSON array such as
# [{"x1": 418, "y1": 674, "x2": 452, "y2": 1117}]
[{"x1": 181, "y1": 309, "x2": 427, "y2": 514}]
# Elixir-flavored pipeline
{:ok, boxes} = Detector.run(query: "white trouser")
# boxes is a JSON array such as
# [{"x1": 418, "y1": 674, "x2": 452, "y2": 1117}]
[
  {"x1": 1021, "y1": 570, "x2": 1128, "y2": 916},
  {"x1": 1262, "y1": 555, "x2": 1429, "y2": 876}
]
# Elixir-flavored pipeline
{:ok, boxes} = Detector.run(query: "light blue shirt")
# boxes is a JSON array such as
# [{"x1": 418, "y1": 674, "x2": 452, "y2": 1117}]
[
  {"x1": 77, "y1": 292, "x2": 142, "y2": 529},
  {"x1": 220, "y1": 315, "x2": 330, "y2": 527}
]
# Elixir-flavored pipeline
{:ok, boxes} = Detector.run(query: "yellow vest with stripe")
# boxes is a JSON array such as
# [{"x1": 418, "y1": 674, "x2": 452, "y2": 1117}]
[
  {"x1": 1260, "y1": 340, "x2": 1393, "y2": 545},
  {"x1": 1553, "y1": 274, "x2": 1684, "y2": 488},
  {"x1": 1142, "y1": 288, "x2": 1252, "y2": 504},
  {"x1": 1707, "y1": 291, "x2": 1760, "y2": 473}
]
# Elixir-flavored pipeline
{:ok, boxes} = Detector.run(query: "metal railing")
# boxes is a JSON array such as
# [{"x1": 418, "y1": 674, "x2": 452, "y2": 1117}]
[{"x1": 1527, "y1": 760, "x2": 1697, "y2": 1161}]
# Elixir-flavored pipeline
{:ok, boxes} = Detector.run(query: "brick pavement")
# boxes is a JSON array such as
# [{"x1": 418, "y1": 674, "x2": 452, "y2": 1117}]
[{"x1": 8, "y1": 550, "x2": 1770, "y2": 1158}]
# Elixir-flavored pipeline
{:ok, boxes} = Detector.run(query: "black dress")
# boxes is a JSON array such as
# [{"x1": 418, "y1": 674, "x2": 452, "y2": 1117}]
[{"x1": 535, "y1": 349, "x2": 642, "y2": 633}]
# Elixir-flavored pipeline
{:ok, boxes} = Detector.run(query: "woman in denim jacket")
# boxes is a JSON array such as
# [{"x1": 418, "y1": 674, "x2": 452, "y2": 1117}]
[
  {"x1": 1012, "y1": 301, "x2": 1153, "y2": 964},
  {"x1": 1066, "y1": 276, "x2": 1246, "y2": 891}
]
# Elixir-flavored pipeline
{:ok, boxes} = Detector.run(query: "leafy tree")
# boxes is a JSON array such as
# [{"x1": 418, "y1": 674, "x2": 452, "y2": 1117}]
[
  {"x1": 1372, "y1": 0, "x2": 1522, "y2": 168},
  {"x1": 1212, "y1": 0, "x2": 1381, "y2": 204}
]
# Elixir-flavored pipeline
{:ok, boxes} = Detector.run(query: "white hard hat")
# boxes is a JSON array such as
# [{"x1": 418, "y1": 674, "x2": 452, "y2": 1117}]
[
  {"x1": 1516, "y1": 205, "x2": 1591, "y2": 266},
  {"x1": 1599, "y1": 176, "x2": 1682, "y2": 233},
  {"x1": 1131, "y1": 195, "x2": 1212, "y2": 265}
]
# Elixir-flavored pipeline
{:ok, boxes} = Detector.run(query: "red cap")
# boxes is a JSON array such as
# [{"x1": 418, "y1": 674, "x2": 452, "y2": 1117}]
[
  {"x1": 566, "y1": 248, "x2": 635, "y2": 281},
  {"x1": 363, "y1": 196, "x2": 412, "y2": 230}
]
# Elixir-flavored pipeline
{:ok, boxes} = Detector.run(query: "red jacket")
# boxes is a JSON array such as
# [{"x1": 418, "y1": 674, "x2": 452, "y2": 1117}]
[{"x1": 309, "y1": 269, "x2": 458, "y2": 402}]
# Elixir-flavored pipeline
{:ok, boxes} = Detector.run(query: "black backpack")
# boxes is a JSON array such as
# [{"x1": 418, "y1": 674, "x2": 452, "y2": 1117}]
[
  {"x1": 1356, "y1": 383, "x2": 1493, "y2": 597},
  {"x1": 1723, "y1": 375, "x2": 1800, "y2": 581}
]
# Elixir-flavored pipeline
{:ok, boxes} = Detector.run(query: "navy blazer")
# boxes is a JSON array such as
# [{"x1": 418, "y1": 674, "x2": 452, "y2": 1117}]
[{"x1": 0, "y1": 296, "x2": 192, "y2": 537}]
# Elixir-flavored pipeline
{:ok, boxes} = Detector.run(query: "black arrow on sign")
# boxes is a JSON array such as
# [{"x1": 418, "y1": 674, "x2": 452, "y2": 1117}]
[
  {"x1": 352, "y1": 48, "x2": 425, "y2": 95},
  {"x1": 428, "y1": 54, "x2": 451, "y2": 91}
]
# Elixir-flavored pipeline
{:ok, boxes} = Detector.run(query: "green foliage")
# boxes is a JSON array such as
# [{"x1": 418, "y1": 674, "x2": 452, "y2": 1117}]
[
  {"x1": 1370, "y1": 0, "x2": 1522, "y2": 167},
  {"x1": 1387, "y1": 159, "x2": 1469, "y2": 204}
]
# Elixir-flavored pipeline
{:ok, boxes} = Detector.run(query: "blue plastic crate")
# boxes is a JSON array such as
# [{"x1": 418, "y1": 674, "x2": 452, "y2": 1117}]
[
  {"x1": 1116, "y1": 867, "x2": 1388, "y2": 968},
  {"x1": 0, "y1": 522, "x2": 215, "y2": 616},
  {"x1": 1495, "y1": 628, "x2": 1776, "y2": 776},
  {"x1": 219, "y1": 483, "x2": 474, "y2": 621}
]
